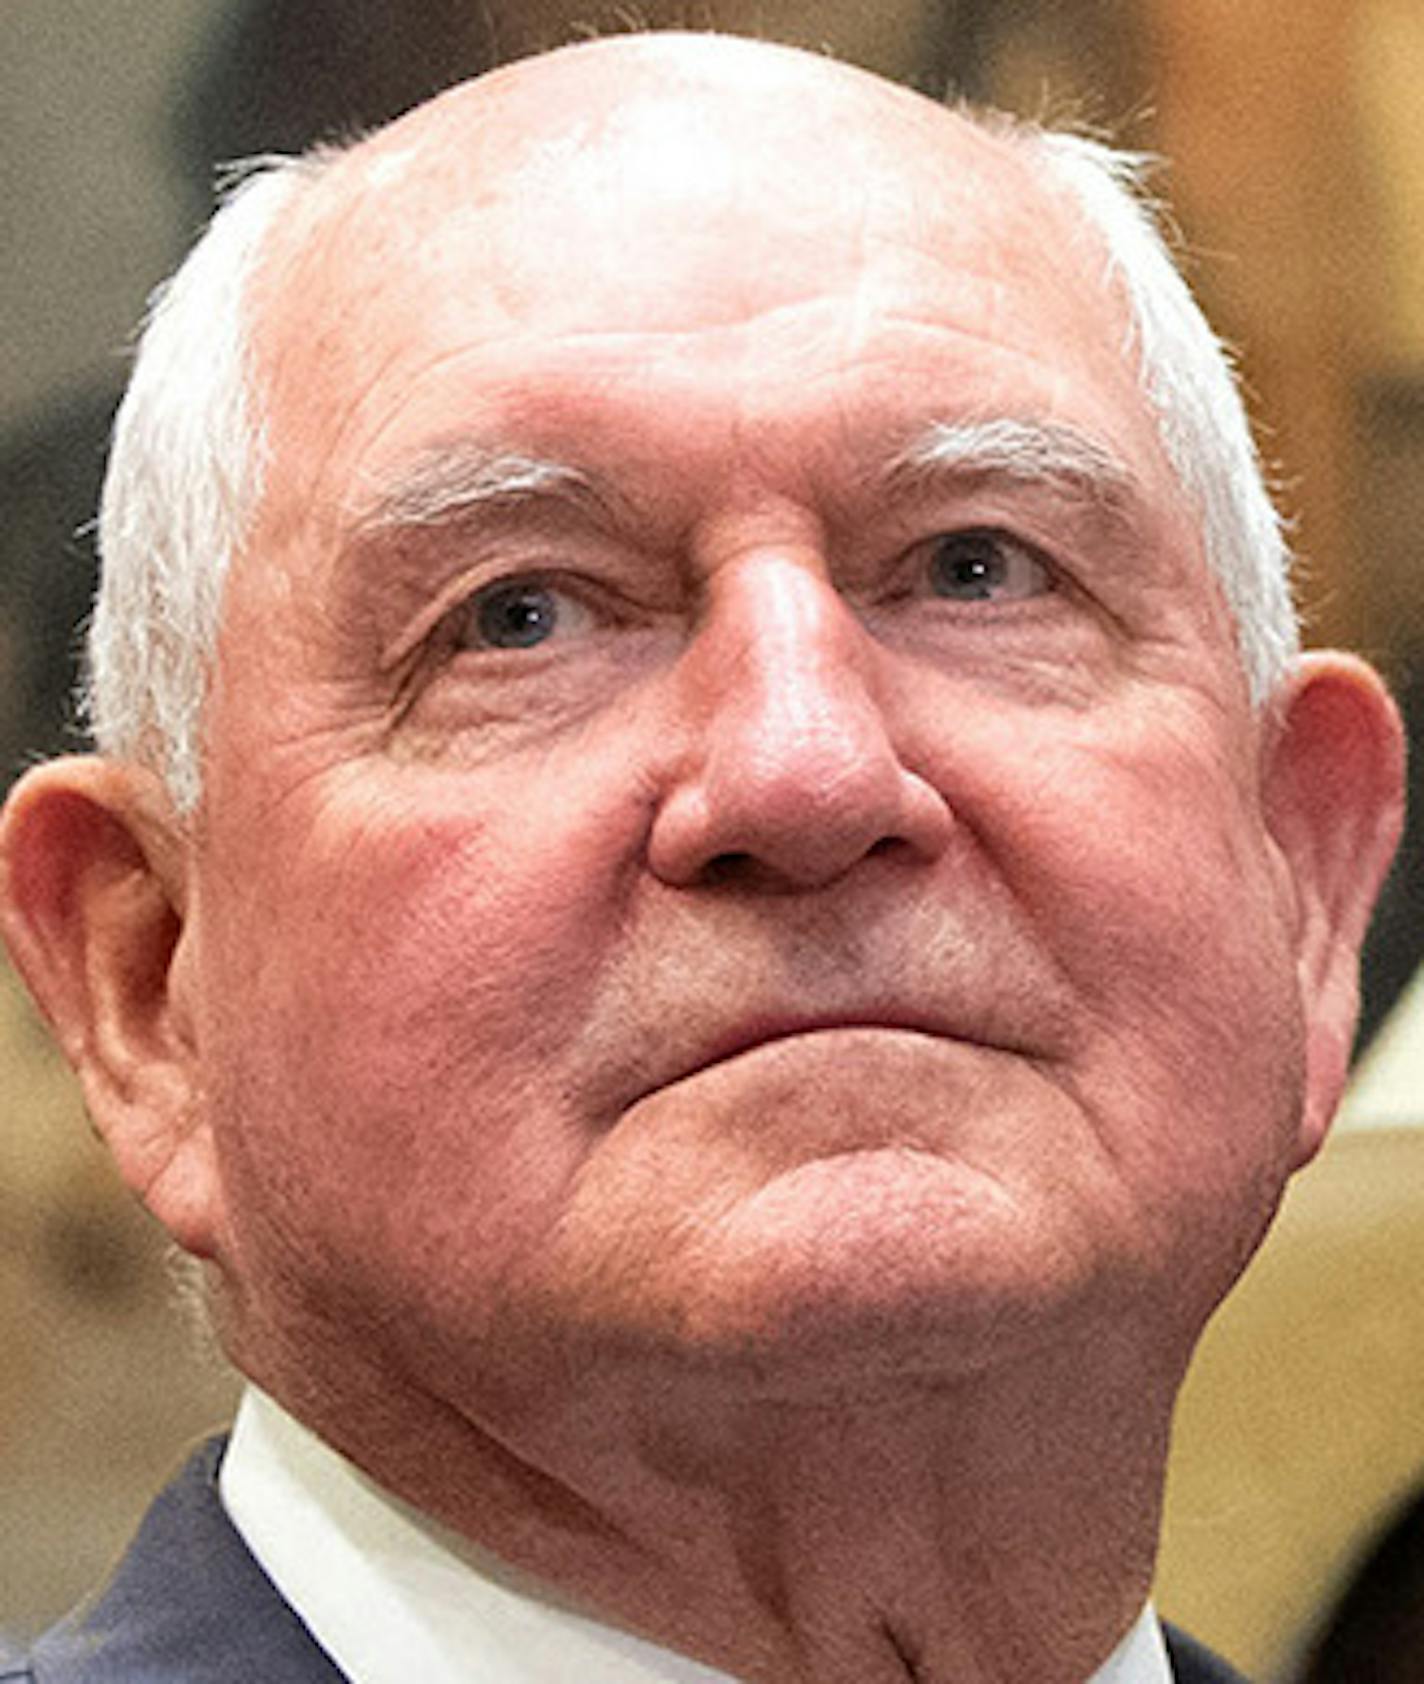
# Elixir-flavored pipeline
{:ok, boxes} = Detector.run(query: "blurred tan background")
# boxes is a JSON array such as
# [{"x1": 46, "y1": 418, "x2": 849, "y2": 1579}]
[{"x1": 2, "y1": 1, "x2": 1423, "y2": 1676}]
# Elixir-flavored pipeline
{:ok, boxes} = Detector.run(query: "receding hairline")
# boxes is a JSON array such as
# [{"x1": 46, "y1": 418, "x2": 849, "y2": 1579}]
[
  {"x1": 352, "y1": 30, "x2": 1011, "y2": 168},
  {"x1": 85, "y1": 31, "x2": 1292, "y2": 807},
  {"x1": 238, "y1": 67, "x2": 1151, "y2": 628},
  {"x1": 231, "y1": 35, "x2": 1204, "y2": 692},
  {"x1": 252, "y1": 29, "x2": 1054, "y2": 296},
  {"x1": 241, "y1": 29, "x2": 1125, "y2": 516}
]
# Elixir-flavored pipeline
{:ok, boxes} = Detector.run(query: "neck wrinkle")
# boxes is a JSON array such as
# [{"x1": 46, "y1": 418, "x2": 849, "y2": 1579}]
[{"x1": 242, "y1": 1314, "x2": 1180, "y2": 1684}]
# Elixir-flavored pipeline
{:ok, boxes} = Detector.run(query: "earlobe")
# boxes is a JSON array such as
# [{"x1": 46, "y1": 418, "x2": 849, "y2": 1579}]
[
  {"x1": 0, "y1": 756, "x2": 221, "y2": 1257},
  {"x1": 1261, "y1": 653, "x2": 1405, "y2": 1167}
]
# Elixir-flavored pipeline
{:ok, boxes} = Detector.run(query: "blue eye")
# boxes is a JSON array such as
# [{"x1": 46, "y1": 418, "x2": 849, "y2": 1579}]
[
  {"x1": 471, "y1": 582, "x2": 559, "y2": 648},
  {"x1": 928, "y1": 529, "x2": 1051, "y2": 602},
  {"x1": 462, "y1": 579, "x2": 592, "y2": 650}
]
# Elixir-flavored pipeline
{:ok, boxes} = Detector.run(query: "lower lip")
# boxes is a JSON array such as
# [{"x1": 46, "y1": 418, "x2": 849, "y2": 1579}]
[
  {"x1": 640, "y1": 1022, "x2": 1002, "y2": 1108},
  {"x1": 619, "y1": 1027, "x2": 1031, "y2": 1177}
]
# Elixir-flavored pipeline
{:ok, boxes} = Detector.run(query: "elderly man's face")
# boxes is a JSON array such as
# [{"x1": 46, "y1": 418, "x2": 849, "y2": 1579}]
[{"x1": 177, "y1": 44, "x2": 1336, "y2": 1416}]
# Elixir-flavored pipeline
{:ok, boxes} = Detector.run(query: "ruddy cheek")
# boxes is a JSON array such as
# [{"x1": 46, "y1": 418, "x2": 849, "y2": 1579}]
[{"x1": 305, "y1": 793, "x2": 627, "y2": 1067}]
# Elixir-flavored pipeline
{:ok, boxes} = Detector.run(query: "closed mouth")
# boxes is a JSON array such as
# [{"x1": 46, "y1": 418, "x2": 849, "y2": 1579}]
[{"x1": 649, "y1": 1014, "x2": 992, "y2": 1099}]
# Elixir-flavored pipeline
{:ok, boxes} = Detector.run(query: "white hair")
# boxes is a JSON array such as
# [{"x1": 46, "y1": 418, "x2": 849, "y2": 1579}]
[
  {"x1": 85, "y1": 113, "x2": 1298, "y2": 810},
  {"x1": 85, "y1": 158, "x2": 322, "y2": 811},
  {"x1": 1030, "y1": 129, "x2": 1298, "y2": 697}
]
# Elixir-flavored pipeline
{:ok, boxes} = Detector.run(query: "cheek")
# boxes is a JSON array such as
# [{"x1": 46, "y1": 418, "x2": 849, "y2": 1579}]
[
  {"x1": 958, "y1": 691, "x2": 1291, "y2": 988},
  {"x1": 196, "y1": 769, "x2": 643, "y2": 1304},
  {"x1": 981, "y1": 723, "x2": 1306, "y2": 1283}
]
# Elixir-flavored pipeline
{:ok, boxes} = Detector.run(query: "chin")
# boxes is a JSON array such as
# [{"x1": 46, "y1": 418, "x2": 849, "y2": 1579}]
[{"x1": 527, "y1": 1146, "x2": 1135, "y2": 1401}]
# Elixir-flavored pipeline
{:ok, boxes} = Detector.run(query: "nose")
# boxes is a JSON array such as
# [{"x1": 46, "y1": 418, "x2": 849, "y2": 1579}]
[{"x1": 647, "y1": 553, "x2": 953, "y2": 890}]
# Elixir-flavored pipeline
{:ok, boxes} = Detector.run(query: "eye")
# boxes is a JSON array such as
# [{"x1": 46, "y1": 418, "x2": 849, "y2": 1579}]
[
  {"x1": 458, "y1": 576, "x2": 594, "y2": 651},
  {"x1": 925, "y1": 528, "x2": 1052, "y2": 603}
]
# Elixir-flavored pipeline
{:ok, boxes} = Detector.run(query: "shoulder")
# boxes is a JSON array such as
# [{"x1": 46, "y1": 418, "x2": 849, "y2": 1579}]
[
  {"x1": 1163, "y1": 1623, "x2": 1252, "y2": 1684},
  {"x1": 19, "y1": 1438, "x2": 346, "y2": 1683},
  {"x1": 0, "y1": 1644, "x2": 37, "y2": 1683}
]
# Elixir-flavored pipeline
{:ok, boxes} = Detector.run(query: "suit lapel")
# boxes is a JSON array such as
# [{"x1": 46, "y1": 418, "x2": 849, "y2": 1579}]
[
  {"x1": 30, "y1": 1438, "x2": 348, "y2": 1683},
  {"x1": 1163, "y1": 1623, "x2": 1251, "y2": 1683}
]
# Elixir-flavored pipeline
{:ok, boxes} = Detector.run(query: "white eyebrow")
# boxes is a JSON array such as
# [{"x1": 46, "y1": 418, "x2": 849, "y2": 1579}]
[
  {"x1": 347, "y1": 422, "x2": 1137, "y2": 552},
  {"x1": 887, "y1": 418, "x2": 1139, "y2": 509},
  {"x1": 350, "y1": 445, "x2": 613, "y2": 537}
]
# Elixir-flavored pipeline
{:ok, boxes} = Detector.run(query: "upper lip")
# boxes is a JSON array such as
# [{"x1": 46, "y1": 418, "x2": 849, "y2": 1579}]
[
  {"x1": 623, "y1": 1007, "x2": 1035, "y2": 1113},
  {"x1": 586, "y1": 899, "x2": 1075, "y2": 1122}
]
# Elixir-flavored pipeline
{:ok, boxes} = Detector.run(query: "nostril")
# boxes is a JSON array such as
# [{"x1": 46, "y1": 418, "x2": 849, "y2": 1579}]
[
  {"x1": 702, "y1": 851, "x2": 757, "y2": 888},
  {"x1": 700, "y1": 850, "x2": 832, "y2": 894}
]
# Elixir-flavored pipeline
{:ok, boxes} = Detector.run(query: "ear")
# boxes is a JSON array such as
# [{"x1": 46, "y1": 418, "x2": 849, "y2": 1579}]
[
  {"x1": 0, "y1": 756, "x2": 221, "y2": 1257},
  {"x1": 1261, "y1": 653, "x2": 1405, "y2": 1167}
]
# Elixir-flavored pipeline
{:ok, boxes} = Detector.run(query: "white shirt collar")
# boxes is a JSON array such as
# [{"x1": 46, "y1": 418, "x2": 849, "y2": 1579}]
[{"x1": 220, "y1": 1387, "x2": 1174, "y2": 1684}]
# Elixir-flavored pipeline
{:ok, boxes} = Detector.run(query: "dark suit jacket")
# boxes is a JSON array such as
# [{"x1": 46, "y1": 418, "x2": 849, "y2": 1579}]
[{"x1": 2, "y1": 1439, "x2": 1247, "y2": 1682}]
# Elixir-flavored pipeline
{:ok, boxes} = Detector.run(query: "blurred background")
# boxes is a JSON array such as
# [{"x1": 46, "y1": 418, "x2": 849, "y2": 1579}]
[{"x1": 2, "y1": 1, "x2": 1422, "y2": 1677}]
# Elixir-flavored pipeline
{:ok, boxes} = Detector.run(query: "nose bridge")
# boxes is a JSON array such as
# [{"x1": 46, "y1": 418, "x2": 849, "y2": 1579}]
[
  {"x1": 647, "y1": 547, "x2": 952, "y2": 888},
  {"x1": 704, "y1": 550, "x2": 880, "y2": 769}
]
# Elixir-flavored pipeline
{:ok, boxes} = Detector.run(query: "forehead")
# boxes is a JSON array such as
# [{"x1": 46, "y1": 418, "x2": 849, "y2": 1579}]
[{"x1": 246, "y1": 41, "x2": 1171, "y2": 550}]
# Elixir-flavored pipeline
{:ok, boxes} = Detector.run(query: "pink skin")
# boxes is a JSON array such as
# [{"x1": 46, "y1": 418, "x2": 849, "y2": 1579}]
[
  {"x1": 202, "y1": 41, "x2": 1289, "y2": 1385},
  {"x1": 0, "y1": 35, "x2": 1403, "y2": 1684}
]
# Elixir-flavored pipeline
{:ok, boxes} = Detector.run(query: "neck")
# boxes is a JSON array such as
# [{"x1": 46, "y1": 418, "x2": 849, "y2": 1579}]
[{"x1": 249, "y1": 1331, "x2": 1178, "y2": 1684}]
